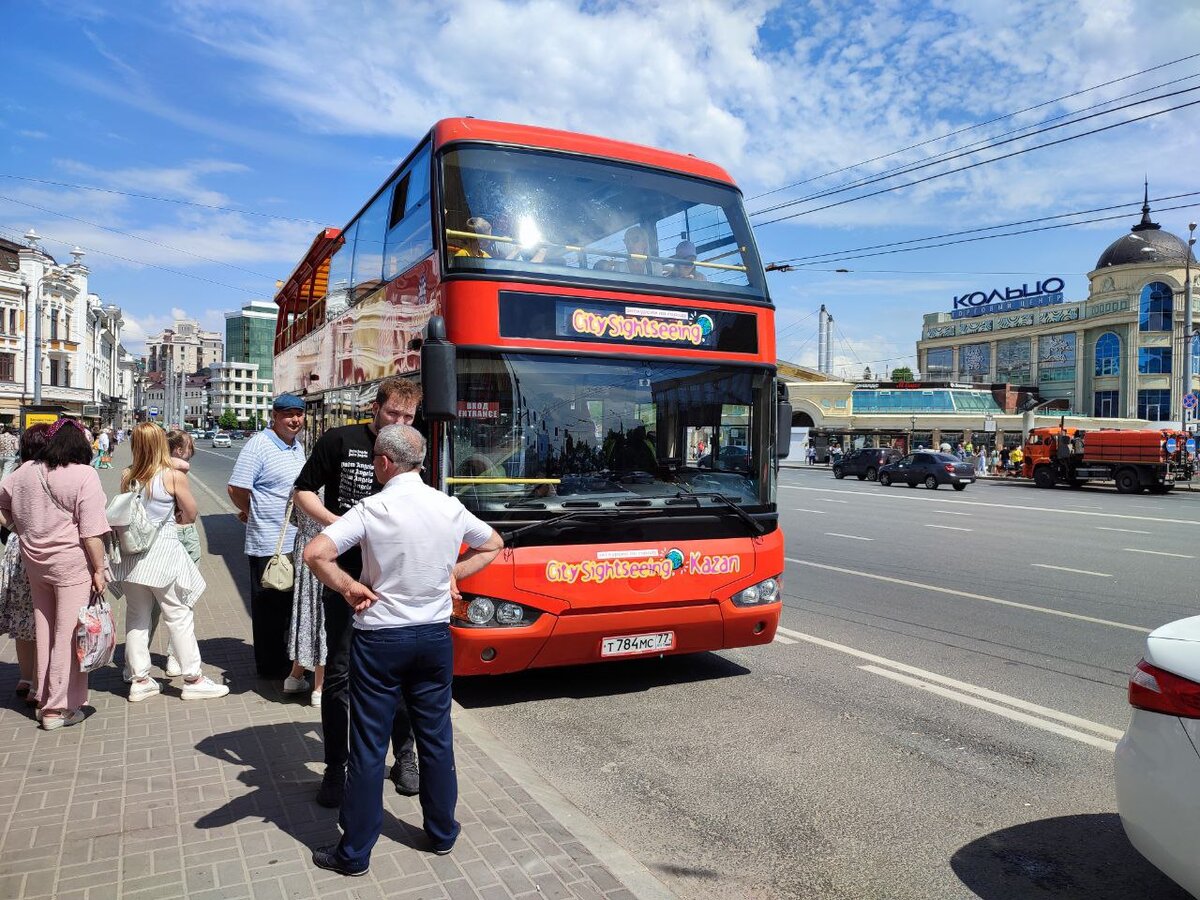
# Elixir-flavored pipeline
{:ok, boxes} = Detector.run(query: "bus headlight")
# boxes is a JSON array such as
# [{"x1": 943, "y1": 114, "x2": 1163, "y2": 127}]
[
  {"x1": 732, "y1": 577, "x2": 781, "y2": 607},
  {"x1": 495, "y1": 602, "x2": 525, "y2": 625},
  {"x1": 453, "y1": 596, "x2": 542, "y2": 627},
  {"x1": 466, "y1": 596, "x2": 495, "y2": 625}
]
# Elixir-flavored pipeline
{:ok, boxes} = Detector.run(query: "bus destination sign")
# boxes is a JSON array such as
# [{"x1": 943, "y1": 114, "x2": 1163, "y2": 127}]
[{"x1": 499, "y1": 292, "x2": 758, "y2": 353}]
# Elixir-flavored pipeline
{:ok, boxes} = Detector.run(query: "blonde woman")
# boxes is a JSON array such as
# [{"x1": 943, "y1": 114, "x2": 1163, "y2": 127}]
[{"x1": 112, "y1": 423, "x2": 227, "y2": 702}]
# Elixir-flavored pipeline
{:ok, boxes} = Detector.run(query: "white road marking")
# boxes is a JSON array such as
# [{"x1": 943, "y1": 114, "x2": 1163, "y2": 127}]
[
  {"x1": 1123, "y1": 548, "x2": 1195, "y2": 559},
  {"x1": 940, "y1": 511, "x2": 973, "y2": 517},
  {"x1": 859, "y1": 666, "x2": 1118, "y2": 752},
  {"x1": 781, "y1": 483, "x2": 1200, "y2": 526},
  {"x1": 794, "y1": 508, "x2": 827, "y2": 515},
  {"x1": 923, "y1": 524, "x2": 972, "y2": 532},
  {"x1": 785, "y1": 558, "x2": 1149, "y2": 633},
  {"x1": 819, "y1": 498, "x2": 849, "y2": 504},
  {"x1": 823, "y1": 533, "x2": 873, "y2": 541},
  {"x1": 773, "y1": 625, "x2": 1122, "y2": 750},
  {"x1": 1096, "y1": 526, "x2": 1152, "y2": 535},
  {"x1": 187, "y1": 469, "x2": 238, "y2": 514},
  {"x1": 1031, "y1": 563, "x2": 1112, "y2": 578},
  {"x1": 773, "y1": 633, "x2": 798, "y2": 645}
]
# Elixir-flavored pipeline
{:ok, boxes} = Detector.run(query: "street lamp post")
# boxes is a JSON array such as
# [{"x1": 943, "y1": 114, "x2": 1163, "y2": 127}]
[
  {"x1": 909, "y1": 414, "x2": 917, "y2": 451},
  {"x1": 1184, "y1": 222, "x2": 1198, "y2": 430}
]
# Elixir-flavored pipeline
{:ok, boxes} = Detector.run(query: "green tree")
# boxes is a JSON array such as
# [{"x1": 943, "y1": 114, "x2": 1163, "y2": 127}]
[
  {"x1": 890, "y1": 366, "x2": 914, "y2": 381},
  {"x1": 219, "y1": 410, "x2": 238, "y2": 430}
]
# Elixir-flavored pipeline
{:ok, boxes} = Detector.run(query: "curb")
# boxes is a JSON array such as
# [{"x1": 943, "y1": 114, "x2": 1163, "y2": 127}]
[{"x1": 452, "y1": 701, "x2": 680, "y2": 900}]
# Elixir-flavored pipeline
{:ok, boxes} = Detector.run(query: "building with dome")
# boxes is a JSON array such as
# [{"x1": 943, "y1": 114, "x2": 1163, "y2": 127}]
[{"x1": 915, "y1": 188, "x2": 1199, "y2": 425}]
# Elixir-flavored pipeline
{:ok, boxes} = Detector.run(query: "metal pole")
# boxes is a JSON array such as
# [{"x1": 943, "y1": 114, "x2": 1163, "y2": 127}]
[
  {"x1": 1184, "y1": 223, "x2": 1197, "y2": 429},
  {"x1": 32, "y1": 286, "x2": 42, "y2": 405}
]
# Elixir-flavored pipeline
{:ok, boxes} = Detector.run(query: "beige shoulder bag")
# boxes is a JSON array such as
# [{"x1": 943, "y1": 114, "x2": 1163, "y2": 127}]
[{"x1": 259, "y1": 494, "x2": 295, "y2": 592}]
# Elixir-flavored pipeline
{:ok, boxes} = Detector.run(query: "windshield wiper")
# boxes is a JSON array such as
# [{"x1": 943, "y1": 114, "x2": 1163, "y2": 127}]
[
  {"x1": 673, "y1": 490, "x2": 765, "y2": 536},
  {"x1": 501, "y1": 508, "x2": 656, "y2": 548}
]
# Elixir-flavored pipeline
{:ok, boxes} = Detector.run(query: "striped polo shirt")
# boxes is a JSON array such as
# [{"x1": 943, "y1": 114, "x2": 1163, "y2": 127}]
[{"x1": 229, "y1": 428, "x2": 306, "y2": 556}]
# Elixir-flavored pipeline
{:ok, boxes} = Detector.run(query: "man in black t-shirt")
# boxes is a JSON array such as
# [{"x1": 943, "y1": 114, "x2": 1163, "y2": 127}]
[{"x1": 295, "y1": 378, "x2": 424, "y2": 808}]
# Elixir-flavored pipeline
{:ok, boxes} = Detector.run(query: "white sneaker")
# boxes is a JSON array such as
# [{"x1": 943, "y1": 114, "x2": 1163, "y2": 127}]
[
  {"x1": 311, "y1": 690, "x2": 322, "y2": 708},
  {"x1": 181, "y1": 676, "x2": 229, "y2": 701},
  {"x1": 283, "y1": 675, "x2": 310, "y2": 694},
  {"x1": 41, "y1": 709, "x2": 86, "y2": 730},
  {"x1": 165, "y1": 655, "x2": 182, "y2": 677},
  {"x1": 129, "y1": 678, "x2": 162, "y2": 702}
]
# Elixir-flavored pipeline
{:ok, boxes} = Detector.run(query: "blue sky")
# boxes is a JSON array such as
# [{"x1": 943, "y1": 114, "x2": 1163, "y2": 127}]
[{"x1": 4, "y1": 0, "x2": 1200, "y2": 378}]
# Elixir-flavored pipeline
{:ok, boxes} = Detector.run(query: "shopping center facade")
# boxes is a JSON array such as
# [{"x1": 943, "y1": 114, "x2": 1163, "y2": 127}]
[{"x1": 782, "y1": 197, "x2": 1197, "y2": 456}]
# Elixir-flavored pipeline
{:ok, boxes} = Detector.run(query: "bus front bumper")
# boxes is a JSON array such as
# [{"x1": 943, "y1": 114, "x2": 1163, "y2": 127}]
[{"x1": 451, "y1": 598, "x2": 781, "y2": 676}]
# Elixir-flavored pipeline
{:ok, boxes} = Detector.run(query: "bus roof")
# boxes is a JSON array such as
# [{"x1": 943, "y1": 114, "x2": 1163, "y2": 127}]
[{"x1": 430, "y1": 118, "x2": 737, "y2": 186}]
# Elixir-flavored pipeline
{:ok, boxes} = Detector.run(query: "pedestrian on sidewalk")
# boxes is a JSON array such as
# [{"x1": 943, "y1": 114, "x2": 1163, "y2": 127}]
[
  {"x1": 0, "y1": 423, "x2": 52, "y2": 706},
  {"x1": 0, "y1": 419, "x2": 110, "y2": 729},
  {"x1": 227, "y1": 395, "x2": 307, "y2": 680},
  {"x1": 98, "y1": 429, "x2": 112, "y2": 468},
  {"x1": 0, "y1": 426, "x2": 19, "y2": 481},
  {"x1": 305, "y1": 424, "x2": 503, "y2": 876},
  {"x1": 113, "y1": 423, "x2": 227, "y2": 702},
  {"x1": 289, "y1": 500, "x2": 326, "y2": 708},
  {"x1": 293, "y1": 378, "x2": 423, "y2": 808}
]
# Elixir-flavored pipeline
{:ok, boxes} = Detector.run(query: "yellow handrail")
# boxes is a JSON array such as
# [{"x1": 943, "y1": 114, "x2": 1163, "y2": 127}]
[
  {"x1": 444, "y1": 229, "x2": 747, "y2": 272},
  {"x1": 445, "y1": 477, "x2": 562, "y2": 485}
]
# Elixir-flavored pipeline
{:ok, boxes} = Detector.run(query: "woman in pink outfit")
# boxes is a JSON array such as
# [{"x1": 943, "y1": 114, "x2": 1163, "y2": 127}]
[{"x1": 0, "y1": 419, "x2": 110, "y2": 729}]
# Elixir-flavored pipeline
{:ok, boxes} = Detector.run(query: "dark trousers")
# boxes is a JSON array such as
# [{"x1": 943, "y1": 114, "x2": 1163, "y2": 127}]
[
  {"x1": 322, "y1": 587, "x2": 413, "y2": 771},
  {"x1": 337, "y1": 624, "x2": 458, "y2": 867},
  {"x1": 248, "y1": 556, "x2": 294, "y2": 678}
]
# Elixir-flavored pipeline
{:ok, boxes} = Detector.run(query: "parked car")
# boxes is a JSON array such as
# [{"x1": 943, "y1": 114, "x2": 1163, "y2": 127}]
[
  {"x1": 212, "y1": 432, "x2": 232, "y2": 448},
  {"x1": 231, "y1": 430, "x2": 246, "y2": 441},
  {"x1": 1115, "y1": 615, "x2": 1200, "y2": 898},
  {"x1": 877, "y1": 452, "x2": 976, "y2": 491},
  {"x1": 832, "y1": 447, "x2": 902, "y2": 482},
  {"x1": 697, "y1": 445, "x2": 750, "y2": 471}
]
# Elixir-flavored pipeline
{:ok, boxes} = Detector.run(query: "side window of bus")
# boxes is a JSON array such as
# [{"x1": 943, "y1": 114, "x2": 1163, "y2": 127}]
[
  {"x1": 351, "y1": 192, "x2": 389, "y2": 303},
  {"x1": 326, "y1": 221, "x2": 357, "y2": 307},
  {"x1": 385, "y1": 145, "x2": 433, "y2": 280}
]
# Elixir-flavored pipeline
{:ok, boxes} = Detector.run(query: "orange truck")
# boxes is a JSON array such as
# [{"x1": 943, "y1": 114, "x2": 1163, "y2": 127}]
[{"x1": 1023, "y1": 425, "x2": 1194, "y2": 493}]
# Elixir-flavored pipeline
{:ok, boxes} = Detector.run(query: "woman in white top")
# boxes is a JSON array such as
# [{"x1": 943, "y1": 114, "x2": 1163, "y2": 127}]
[{"x1": 112, "y1": 423, "x2": 227, "y2": 702}]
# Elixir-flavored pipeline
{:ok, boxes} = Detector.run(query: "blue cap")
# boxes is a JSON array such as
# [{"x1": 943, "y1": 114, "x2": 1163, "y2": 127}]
[{"x1": 272, "y1": 394, "x2": 305, "y2": 411}]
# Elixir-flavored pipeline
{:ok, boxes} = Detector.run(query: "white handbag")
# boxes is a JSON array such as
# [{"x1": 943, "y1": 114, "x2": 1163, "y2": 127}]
[
  {"x1": 105, "y1": 483, "x2": 170, "y2": 555},
  {"x1": 259, "y1": 495, "x2": 295, "y2": 592}
]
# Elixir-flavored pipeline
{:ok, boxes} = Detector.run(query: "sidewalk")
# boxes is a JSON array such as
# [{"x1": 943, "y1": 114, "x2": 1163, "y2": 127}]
[{"x1": 0, "y1": 448, "x2": 675, "y2": 900}]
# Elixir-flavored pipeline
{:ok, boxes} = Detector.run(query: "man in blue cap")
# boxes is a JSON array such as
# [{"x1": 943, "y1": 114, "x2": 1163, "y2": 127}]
[{"x1": 228, "y1": 394, "x2": 307, "y2": 678}]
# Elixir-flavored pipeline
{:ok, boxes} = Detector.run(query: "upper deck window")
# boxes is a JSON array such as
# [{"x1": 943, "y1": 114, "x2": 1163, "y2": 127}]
[{"x1": 440, "y1": 145, "x2": 766, "y2": 301}]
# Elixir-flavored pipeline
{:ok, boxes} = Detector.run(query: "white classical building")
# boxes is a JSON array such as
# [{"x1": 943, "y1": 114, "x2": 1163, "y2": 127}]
[
  {"x1": 146, "y1": 318, "x2": 223, "y2": 375},
  {"x1": 0, "y1": 230, "x2": 136, "y2": 428},
  {"x1": 208, "y1": 361, "x2": 272, "y2": 427}
]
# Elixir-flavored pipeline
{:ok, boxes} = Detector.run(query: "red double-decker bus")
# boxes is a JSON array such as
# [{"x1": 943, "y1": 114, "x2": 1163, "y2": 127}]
[{"x1": 273, "y1": 119, "x2": 789, "y2": 675}]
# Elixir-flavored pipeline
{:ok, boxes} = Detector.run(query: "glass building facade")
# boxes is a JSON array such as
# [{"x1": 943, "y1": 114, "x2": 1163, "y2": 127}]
[{"x1": 225, "y1": 301, "x2": 278, "y2": 381}]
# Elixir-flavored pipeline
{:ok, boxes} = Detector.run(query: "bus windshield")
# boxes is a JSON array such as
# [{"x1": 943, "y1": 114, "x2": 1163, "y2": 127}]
[
  {"x1": 441, "y1": 146, "x2": 766, "y2": 300},
  {"x1": 450, "y1": 353, "x2": 773, "y2": 513}
]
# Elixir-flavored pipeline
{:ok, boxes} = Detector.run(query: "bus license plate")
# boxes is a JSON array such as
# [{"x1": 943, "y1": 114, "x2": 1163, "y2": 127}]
[{"x1": 601, "y1": 632, "x2": 674, "y2": 657}]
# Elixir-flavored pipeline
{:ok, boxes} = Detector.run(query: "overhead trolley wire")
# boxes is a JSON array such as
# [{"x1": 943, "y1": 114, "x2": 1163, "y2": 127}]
[
  {"x1": 0, "y1": 173, "x2": 329, "y2": 226},
  {"x1": 746, "y1": 51, "x2": 1200, "y2": 204},
  {"x1": 769, "y1": 191, "x2": 1200, "y2": 267},
  {"x1": 750, "y1": 77, "x2": 1200, "y2": 218},
  {"x1": 755, "y1": 96, "x2": 1200, "y2": 228}
]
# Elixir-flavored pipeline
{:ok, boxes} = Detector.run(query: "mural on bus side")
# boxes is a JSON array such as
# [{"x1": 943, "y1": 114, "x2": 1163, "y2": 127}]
[{"x1": 274, "y1": 257, "x2": 439, "y2": 394}]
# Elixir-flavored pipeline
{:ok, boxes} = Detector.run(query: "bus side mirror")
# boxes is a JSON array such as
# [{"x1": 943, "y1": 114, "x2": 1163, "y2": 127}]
[
  {"x1": 776, "y1": 398, "x2": 793, "y2": 459},
  {"x1": 421, "y1": 316, "x2": 457, "y2": 421}
]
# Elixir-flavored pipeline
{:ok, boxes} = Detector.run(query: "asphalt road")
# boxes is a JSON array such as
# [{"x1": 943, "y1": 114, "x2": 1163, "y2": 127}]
[{"x1": 184, "y1": 444, "x2": 1196, "y2": 899}]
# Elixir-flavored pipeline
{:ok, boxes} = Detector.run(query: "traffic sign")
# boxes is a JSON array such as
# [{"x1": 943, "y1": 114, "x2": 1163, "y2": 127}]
[
  {"x1": 1185, "y1": 393, "x2": 1198, "y2": 410},
  {"x1": 1167, "y1": 438, "x2": 1178, "y2": 454},
  {"x1": 148, "y1": 406, "x2": 159, "y2": 417},
  {"x1": 1188, "y1": 438, "x2": 1197, "y2": 454}
]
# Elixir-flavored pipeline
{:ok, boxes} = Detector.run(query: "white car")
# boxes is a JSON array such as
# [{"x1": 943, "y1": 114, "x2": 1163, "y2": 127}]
[
  {"x1": 212, "y1": 432, "x2": 232, "y2": 448},
  {"x1": 1115, "y1": 614, "x2": 1200, "y2": 897}
]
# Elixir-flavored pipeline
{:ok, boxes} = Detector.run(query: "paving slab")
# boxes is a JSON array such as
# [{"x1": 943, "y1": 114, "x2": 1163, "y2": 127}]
[{"x1": 0, "y1": 446, "x2": 675, "y2": 899}]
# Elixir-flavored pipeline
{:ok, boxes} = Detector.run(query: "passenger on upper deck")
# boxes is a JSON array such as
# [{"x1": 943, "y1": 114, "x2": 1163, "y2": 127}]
[
  {"x1": 665, "y1": 240, "x2": 707, "y2": 281},
  {"x1": 617, "y1": 226, "x2": 658, "y2": 276},
  {"x1": 453, "y1": 217, "x2": 493, "y2": 260}
]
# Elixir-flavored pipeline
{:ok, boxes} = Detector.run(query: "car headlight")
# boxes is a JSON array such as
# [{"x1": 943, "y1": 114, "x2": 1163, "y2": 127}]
[{"x1": 732, "y1": 576, "x2": 782, "y2": 607}]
